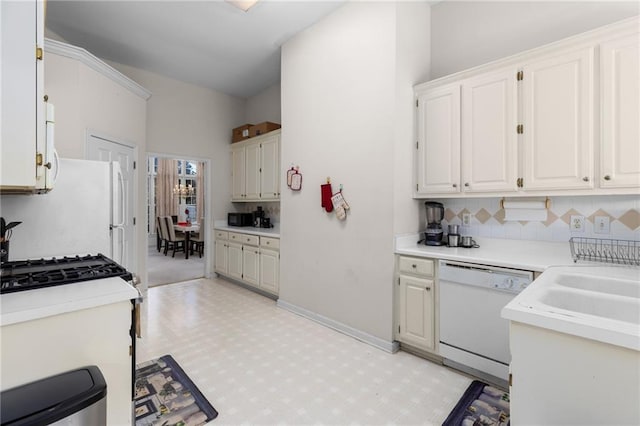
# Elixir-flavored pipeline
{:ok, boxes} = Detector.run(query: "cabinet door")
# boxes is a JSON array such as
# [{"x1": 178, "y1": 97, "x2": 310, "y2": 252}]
[
  {"x1": 227, "y1": 242, "x2": 243, "y2": 280},
  {"x1": 259, "y1": 248, "x2": 279, "y2": 294},
  {"x1": 214, "y1": 240, "x2": 228, "y2": 274},
  {"x1": 242, "y1": 245, "x2": 260, "y2": 287},
  {"x1": 462, "y1": 68, "x2": 519, "y2": 193},
  {"x1": 245, "y1": 142, "x2": 261, "y2": 200},
  {"x1": 260, "y1": 135, "x2": 280, "y2": 200},
  {"x1": 398, "y1": 275, "x2": 435, "y2": 351},
  {"x1": 415, "y1": 84, "x2": 461, "y2": 194},
  {"x1": 601, "y1": 34, "x2": 640, "y2": 188},
  {"x1": 1, "y1": 0, "x2": 44, "y2": 191},
  {"x1": 231, "y1": 145, "x2": 245, "y2": 201},
  {"x1": 521, "y1": 47, "x2": 595, "y2": 190}
]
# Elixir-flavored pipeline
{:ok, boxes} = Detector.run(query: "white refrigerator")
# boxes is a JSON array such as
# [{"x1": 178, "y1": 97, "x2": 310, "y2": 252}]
[{"x1": 1, "y1": 158, "x2": 125, "y2": 264}]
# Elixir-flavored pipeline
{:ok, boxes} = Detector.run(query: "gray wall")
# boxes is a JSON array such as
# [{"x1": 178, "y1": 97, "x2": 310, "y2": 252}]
[{"x1": 430, "y1": 1, "x2": 639, "y2": 79}]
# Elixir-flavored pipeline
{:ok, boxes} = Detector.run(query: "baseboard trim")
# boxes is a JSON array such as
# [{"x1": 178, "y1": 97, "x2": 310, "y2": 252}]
[{"x1": 276, "y1": 299, "x2": 399, "y2": 354}]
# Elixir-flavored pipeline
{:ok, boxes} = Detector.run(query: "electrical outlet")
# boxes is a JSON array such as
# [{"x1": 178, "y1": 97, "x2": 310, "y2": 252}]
[
  {"x1": 570, "y1": 215, "x2": 585, "y2": 232},
  {"x1": 462, "y1": 213, "x2": 471, "y2": 226},
  {"x1": 594, "y1": 216, "x2": 610, "y2": 234}
]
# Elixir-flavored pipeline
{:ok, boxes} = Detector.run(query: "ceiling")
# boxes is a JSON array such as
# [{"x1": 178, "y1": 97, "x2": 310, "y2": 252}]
[{"x1": 46, "y1": 1, "x2": 346, "y2": 98}]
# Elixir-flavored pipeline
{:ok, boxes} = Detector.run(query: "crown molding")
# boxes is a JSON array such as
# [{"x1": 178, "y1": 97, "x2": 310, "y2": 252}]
[{"x1": 44, "y1": 38, "x2": 152, "y2": 101}]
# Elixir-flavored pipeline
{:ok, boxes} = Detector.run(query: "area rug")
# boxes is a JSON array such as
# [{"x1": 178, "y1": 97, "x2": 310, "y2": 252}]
[
  {"x1": 134, "y1": 354, "x2": 218, "y2": 425},
  {"x1": 442, "y1": 380, "x2": 510, "y2": 426}
]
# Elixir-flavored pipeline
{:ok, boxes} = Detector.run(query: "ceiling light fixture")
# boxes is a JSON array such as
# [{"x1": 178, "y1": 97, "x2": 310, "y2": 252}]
[{"x1": 225, "y1": 0, "x2": 259, "y2": 12}]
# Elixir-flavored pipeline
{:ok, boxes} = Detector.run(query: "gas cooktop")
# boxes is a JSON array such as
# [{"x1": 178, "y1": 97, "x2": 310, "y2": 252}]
[{"x1": 0, "y1": 254, "x2": 132, "y2": 294}]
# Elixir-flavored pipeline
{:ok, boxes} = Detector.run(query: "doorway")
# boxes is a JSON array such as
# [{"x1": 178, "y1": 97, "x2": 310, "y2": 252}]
[
  {"x1": 146, "y1": 154, "x2": 208, "y2": 287},
  {"x1": 86, "y1": 132, "x2": 136, "y2": 273}
]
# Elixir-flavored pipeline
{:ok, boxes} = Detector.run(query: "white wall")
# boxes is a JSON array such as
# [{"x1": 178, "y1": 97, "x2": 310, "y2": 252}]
[
  {"x1": 394, "y1": 3, "x2": 430, "y2": 235},
  {"x1": 431, "y1": 1, "x2": 640, "y2": 79},
  {"x1": 108, "y1": 62, "x2": 246, "y2": 224},
  {"x1": 280, "y1": 2, "x2": 430, "y2": 346},
  {"x1": 245, "y1": 83, "x2": 281, "y2": 125}
]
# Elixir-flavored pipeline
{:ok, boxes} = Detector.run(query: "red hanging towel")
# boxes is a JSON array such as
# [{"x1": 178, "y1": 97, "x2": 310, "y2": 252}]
[{"x1": 321, "y1": 183, "x2": 333, "y2": 212}]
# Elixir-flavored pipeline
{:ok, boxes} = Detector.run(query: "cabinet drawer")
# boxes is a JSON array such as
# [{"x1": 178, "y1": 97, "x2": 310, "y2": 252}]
[
  {"x1": 398, "y1": 257, "x2": 434, "y2": 277},
  {"x1": 241, "y1": 234, "x2": 260, "y2": 246},
  {"x1": 215, "y1": 230, "x2": 228, "y2": 240},
  {"x1": 260, "y1": 237, "x2": 280, "y2": 250}
]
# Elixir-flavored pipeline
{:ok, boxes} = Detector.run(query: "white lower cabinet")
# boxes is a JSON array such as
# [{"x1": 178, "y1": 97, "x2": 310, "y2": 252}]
[
  {"x1": 396, "y1": 256, "x2": 437, "y2": 353},
  {"x1": 227, "y1": 242, "x2": 243, "y2": 281},
  {"x1": 260, "y1": 248, "x2": 279, "y2": 294},
  {"x1": 214, "y1": 231, "x2": 229, "y2": 275},
  {"x1": 214, "y1": 229, "x2": 279, "y2": 296},
  {"x1": 242, "y1": 244, "x2": 260, "y2": 287}
]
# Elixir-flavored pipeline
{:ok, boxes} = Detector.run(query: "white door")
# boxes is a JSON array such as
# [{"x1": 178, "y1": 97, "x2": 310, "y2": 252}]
[
  {"x1": 601, "y1": 34, "x2": 640, "y2": 188},
  {"x1": 461, "y1": 68, "x2": 519, "y2": 193},
  {"x1": 521, "y1": 47, "x2": 595, "y2": 190},
  {"x1": 86, "y1": 134, "x2": 135, "y2": 272},
  {"x1": 415, "y1": 84, "x2": 461, "y2": 194},
  {"x1": 398, "y1": 275, "x2": 435, "y2": 351},
  {"x1": 260, "y1": 135, "x2": 280, "y2": 200}
]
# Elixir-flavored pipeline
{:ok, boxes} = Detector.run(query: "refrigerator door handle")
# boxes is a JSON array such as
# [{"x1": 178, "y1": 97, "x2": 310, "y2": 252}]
[{"x1": 116, "y1": 168, "x2": 125, "y2": 227}]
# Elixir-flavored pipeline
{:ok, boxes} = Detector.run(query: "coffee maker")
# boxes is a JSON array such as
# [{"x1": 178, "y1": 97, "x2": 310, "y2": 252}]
[{"x1": 424, "y1": 201, "x2": 445, "y2": 246}]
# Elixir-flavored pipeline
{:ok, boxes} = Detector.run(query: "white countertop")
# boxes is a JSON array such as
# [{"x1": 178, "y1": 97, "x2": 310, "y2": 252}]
[
  {"x1": 214, "y1": 221, "x2": 280, "y2": 238},
  {"x1": 395, "y1": 234, "x2": 575, "y2": 271},
  {"x1": 1, "y1": 277, "x2": 139, "y2": 326}
]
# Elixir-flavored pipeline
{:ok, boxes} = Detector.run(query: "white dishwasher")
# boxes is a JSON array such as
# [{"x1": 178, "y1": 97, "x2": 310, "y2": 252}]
[{"x1": 438, "y1": 260, "x2": 533, "y2": 382}]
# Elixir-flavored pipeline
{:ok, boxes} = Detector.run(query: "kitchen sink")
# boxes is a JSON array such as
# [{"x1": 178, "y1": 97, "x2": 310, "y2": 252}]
[
  {"x1": 540, "y1": 287, "x2": 639, "y2": 323},
  {"x1": 555, "y1": 272, "x2": 640, "y2": 298},
  {"x1": 502, "y1": 265, "x2": 640, "y2": 351}
]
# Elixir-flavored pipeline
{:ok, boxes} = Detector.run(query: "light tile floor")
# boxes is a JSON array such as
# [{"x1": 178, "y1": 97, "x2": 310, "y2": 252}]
[{"x1": 137, "y1": 277, "x2": 471, "y2": 425}]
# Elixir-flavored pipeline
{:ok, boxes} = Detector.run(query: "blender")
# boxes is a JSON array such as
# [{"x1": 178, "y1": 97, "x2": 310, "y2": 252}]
[{"x1": 424, "y1": 201, "x2": 445, "y2": 246}]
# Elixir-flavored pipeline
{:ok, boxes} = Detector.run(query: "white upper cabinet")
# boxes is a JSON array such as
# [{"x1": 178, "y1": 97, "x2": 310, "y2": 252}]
[
  {"x1": 245, "y1": 142, "x2": 261, "y2": 200},
  {"x1": 231, "y1": 144, "x2": 246, "y2": 201},
  {"x1": 413, "y1": 17, "x2": 638, "y2": 198},
  {"x1": 521, "y1": 47, "x2": 595, "y2": 191},
  {"x1": 230, "y1": 130, "x2": 280, "y2": 202},
  {"x1": 415, "y1": 84, "x2": 461, "y2": 195},
  {"x1": 461, "y1": 68, "x2": 519, "y2": 193},
  {"x1": 0, "y1": 0, "x2": 47, "y2": 193},
  {"x1": 600, "y1": 33, "x2": 640, "y2": 188},
  {"x1": 260, "y1": 134, "x2": 280, "y2": 200}
]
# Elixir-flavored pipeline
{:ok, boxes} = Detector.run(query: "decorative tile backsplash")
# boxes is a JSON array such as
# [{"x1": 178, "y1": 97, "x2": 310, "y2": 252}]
[
  {"x1": 240, "y1": 202, "x2": 280, "y2": 223},
  {"x1": 432, "y1": 195, "x2": 640, "y2": 242}
]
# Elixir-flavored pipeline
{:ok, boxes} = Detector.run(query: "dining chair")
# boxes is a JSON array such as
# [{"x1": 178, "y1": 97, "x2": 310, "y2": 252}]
[
  {"x1": 156, "y1": 216, "x2": 166, "y2": 252},
  {"x1": 163, "y1": 216, "x2": 185, "y2": 257},
  {"x1": 190, "y1": 218, "x2": 205, "y2": 258},
  {"x1": 158, "y1": 216, "x2": 171, "y2": 256}
]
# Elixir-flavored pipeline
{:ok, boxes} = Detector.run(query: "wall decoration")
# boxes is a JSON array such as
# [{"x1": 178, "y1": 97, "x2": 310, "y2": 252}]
[
  {"x1": 321, "y1": 177, "x2": 333, "y2": 212},
  {"x1": 287, "y1": 165, "x2": 302, "y2": 191},
  {"x1": 331, "y1": 185, "x2": 350, "y2": 221}
]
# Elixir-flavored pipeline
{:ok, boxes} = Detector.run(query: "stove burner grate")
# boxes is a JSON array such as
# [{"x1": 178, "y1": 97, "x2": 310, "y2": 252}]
[{"x1": 0, "y1": 254, "x2": 132, "y2": 294}]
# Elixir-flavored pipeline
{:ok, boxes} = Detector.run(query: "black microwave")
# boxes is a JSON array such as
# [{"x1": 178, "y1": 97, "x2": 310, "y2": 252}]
[{"x1": 228, "y1": 212, "x2": 253, "y2": 227}]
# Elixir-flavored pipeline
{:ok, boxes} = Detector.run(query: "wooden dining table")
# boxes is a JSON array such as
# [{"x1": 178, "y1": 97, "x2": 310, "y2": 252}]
[{"x1": 173, "y1": 223, "x2": 200, "y2": 259}]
